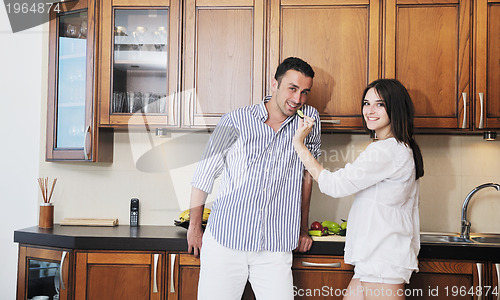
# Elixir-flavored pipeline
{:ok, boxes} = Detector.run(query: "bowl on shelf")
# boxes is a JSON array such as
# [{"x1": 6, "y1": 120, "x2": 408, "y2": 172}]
[{"x1": 174, "y1": 220, "x2": 207, "y2": 230}]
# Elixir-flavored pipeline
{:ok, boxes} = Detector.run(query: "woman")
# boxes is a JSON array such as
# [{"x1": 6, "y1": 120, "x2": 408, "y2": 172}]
[{"x1": 293, "y1": 79, "x2": 424, "y2": 299}]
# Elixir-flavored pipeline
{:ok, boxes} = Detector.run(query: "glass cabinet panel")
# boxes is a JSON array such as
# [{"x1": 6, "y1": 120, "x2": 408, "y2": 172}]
[
  {"x1": 112, "y1": 10, "x2": 169, "y2": 116},
  {"x1": 56, "y1": 12, "x2": 87, "y2": 148},
  {"x1": 17, "y1": 247, "x2": 71, "y2": 300},
  {"x1": 47, "y1": 1, "x2": 113, "y2": 162},
  {"x1": 98, "y1": 0, "x2": 181, "y2": 128},
  {"x1": 28, "y1": 260, "x2": 61, "y2": 300}
]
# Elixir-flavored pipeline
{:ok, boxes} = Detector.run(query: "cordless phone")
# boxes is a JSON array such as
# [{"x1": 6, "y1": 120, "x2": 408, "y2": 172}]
[{"x1": 130, "y1": 198, "x2": 139, "y2": 227}]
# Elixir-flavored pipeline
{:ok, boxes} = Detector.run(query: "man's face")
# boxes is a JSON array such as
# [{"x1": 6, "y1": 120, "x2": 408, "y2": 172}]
[{"x1": 271, "y1": 70, "x2": 313, "y2": 117}]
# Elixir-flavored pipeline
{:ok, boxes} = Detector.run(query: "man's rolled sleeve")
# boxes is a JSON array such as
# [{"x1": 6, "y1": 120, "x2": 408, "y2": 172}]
[
  {"x1": 191, "y1": 114, "x2": 239, "y2": 194},
  {"x1": 305, "y1": 108, "x2": 322, "y2": 159}
]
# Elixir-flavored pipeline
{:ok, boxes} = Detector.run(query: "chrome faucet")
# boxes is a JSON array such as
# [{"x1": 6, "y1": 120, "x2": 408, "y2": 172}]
[{"x1": 460, "y1": 183, "x2": 500, "y2": 239}]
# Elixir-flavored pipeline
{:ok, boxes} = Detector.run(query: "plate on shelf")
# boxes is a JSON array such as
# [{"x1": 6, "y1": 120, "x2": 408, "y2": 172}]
[{"x1": 174, "y1": 220, "x2": 207, "y2": 230}]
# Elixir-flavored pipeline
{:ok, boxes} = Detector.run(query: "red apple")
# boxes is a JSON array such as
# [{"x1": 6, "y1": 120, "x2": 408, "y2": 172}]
[{"x1": 310, "y1": 221, "x2": 322, "y2": 230}]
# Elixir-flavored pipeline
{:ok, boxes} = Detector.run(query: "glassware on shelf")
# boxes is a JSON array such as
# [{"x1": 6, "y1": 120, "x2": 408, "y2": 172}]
[
  {"x1": 132, "y1": 26, "x2": 147, "y2": 51},
  {"x1": 154, "y1": 26, "x2": 167, "y2": 51},
  {"x1": 66, "y1": 24, "x2": 78, "y2": 38},
  {"x1": 114, "y1": 26, "x2": 127, "y2": 55},
  {"x1": 80, "y1": 20, "x2": 88, "y2": 38}
]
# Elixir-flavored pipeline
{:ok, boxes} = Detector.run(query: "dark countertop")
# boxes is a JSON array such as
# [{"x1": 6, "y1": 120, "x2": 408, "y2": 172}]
[{"x1": 13, "y1": 225, "x2": 500, "y2": 261}]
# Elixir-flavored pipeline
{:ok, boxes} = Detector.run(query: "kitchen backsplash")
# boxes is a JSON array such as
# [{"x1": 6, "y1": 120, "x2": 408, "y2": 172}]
[{"x1": 39, "y1": 130, "x2": 500, "y2": 234}]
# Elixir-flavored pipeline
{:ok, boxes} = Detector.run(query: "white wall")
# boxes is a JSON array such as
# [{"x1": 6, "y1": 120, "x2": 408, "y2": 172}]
[{"x1": 0, "y1": 6, "x2": 44, "y2": 299}]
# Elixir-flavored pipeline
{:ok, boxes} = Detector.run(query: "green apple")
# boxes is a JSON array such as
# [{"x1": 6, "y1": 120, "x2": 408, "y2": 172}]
[{"x1": 341, "y1": 221, "x2": 347, "y2": 230}]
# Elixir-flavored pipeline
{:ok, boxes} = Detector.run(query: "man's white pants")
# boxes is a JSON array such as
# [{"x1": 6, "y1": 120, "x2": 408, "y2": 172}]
[{"x1": 197, "y1": 229, "x2": 294, "y2": 300}]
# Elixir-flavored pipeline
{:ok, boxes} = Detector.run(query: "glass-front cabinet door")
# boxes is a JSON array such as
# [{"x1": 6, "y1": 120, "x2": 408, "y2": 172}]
[
  {"x1": 46, "y1": 1, "x2": 113, "y2": 161},
  {"x1": 17, "y1": 246, "x2": 72, "y2": 300},
  {"x1": 99, "y1": 0, "x2": 181, "y2": 128}
]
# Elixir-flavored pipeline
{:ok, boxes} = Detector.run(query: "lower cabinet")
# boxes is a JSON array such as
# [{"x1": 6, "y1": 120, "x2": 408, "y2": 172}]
[
  {"x1": 74, "y1": 251, "x2": 164, "y2": 300},
  {"x1": 406, "y1": 259, "x2": 484, "y2": 299},
  {"x1": 17, "y1": 245, "x2": 72, "y2": 300},
  {"x1": 292, "y1": 255, "x2": 354, "y2": 299},
  {"x1": 167, "y1": 253, "x2": 255, "y2": 300},
  {"x1": 486, "y1": 262, "x2": 500, "y2": 300},
  {"x1": 16, "y1": 245, "x2": 500, "y2": 300}
]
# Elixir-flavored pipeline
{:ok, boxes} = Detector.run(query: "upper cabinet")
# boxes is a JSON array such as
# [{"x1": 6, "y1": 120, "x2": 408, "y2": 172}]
[
  {"x1": 46, "y1": 0, "x2": 113, "y2": 161},
  {"x1": 182, "y1": 0, "x2": 265, "y2": 128},
  {"x1": 98, "y1": 0, "x2": 181, "y2": 128},
  {"x1": 45, "y1": 0, "x2": 500, "y2": 146},
  {"x1": 383, "y1": 0, "x2": 471, "y2": 130},
  {"x1": 268, "y1": 0, "x2": 381, "y2": 130},
  {"x1": 474, "y1": 0, "x2": 500, "y2": 130}
]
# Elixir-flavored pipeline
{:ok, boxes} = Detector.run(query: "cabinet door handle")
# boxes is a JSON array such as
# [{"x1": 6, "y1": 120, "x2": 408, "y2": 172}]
[
  {"x1": 476, "y1": 263, "x2": 483, "y2": 300},
  {"x1": 496, "y1": 263, "x2": 500, "y2": 300},
  {"x1": 321, "y1": 120, "x2": 341, "y2": 125},
  {"x1": 60, "y1": 251, "x2": 67, "y2": 290},
  {"x1": 478, "y1": 93, "x2": 484, "y2": 129},
  {"x1": 461, "y1": 93, "x2": 467, "y2": 129},
  {"x1": 301, "y1": 261, "x2": 341, "y2": 268},
  {"x1": 153, "y1": 254, "x2": 159, "y2": 293},
  {"x1": 169, "y1": 254, "x2": 176, "y2": 293},
  {"x1": 83, "y1": 126, "x2": 91, "y2": 160}
]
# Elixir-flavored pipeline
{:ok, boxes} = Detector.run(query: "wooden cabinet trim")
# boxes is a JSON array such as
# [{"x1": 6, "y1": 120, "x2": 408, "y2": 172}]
[
  {"x1": 87, "y1": 252, "x2": 153, "y2": 264},
  {"x1": 179, "y1": 253, "x2": 200, "y2": 266},
  {"x1": 112, "y1": 0, "x2": 171, "y2": 6},
  {"x1": 398, "y1": 0, "x2": 460, "y2": 4},
  {"x1": 418, "y1": 259, "x2": 475, "y2": 274},
  {"x1": 197, "y1": 0, "x2": 254, "y2": 6},
  {"x1": 282, "y1": 0, "x2": 370, "y2": 5}
]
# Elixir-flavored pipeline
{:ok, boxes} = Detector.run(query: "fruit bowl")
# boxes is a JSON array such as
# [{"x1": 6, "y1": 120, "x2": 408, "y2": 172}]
[{"x1": 173, "y1": 220, "x2": 207, "y2": 230}]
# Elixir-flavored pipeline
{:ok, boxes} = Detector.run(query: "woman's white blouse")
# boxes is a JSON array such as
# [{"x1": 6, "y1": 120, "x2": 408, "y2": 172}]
[{"x1": 318, "y1": 137, "x2": 420, "y2": 271}]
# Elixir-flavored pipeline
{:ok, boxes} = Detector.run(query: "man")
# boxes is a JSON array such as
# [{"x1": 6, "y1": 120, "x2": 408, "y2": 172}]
[{"x1": 188, "y1": 57, "x2": 321, "y2": 299}]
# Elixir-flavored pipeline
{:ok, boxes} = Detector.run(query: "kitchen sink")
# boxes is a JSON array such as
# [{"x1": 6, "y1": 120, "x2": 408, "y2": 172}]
[
  {"x1": 470, "y1": 234, "x2": 500, "y2": 244},
  {"x1": 420, "y1": 233, "x2": 474, "y2": 244}
]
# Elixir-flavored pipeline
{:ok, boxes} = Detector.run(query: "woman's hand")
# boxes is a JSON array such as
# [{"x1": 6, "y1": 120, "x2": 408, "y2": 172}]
[
  {"x1": 293, "y1": 115, "x2": 324, "y2": 181},
  {"x1": 293, "y1": 115, "x2": 315, "y2": 145}
]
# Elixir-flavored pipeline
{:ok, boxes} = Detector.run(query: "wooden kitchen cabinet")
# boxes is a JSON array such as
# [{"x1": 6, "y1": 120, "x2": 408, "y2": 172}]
[
  {"x1": 473, "y1": 0, "x2": 500, "y2": 130},
  {"x1": 268, "y1": 0, "x2": 381, "y2": 130},
  {"x1": 406, "y1": 259, "x2": 484, "y2": 299},
  {"x1": 292, "y1": 255, "x2": 353, "y2": 299},
  {"x1": 383, "y1": 0, "x2": 472, "y2": 130},
  {"x1": 167, "y1": 253, "x2": 255, "y2": 299},
  {"x1": 17, "y1": 245, "x2": 72, "y2": 300},
  {"x1": 486, "y1": 262, "x2": 500, "y2": 300},
  {"x1": 181, "y1": 0, "x2": 265, "y2": 128},
  {"x1": 98, "y1": 0, "x2": 181, "y2": 128},
  {"x1": 46, "y1": 0, "x2": 113, "y2": 161},
  {"x1": 74, "y1": 251, "x2": 164, "y2": 300}
]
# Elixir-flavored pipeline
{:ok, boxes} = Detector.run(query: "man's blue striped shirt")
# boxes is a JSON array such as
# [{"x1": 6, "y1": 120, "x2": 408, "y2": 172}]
[{"x1": 191, "y1": 98, "x2": 321, "y2": 252}]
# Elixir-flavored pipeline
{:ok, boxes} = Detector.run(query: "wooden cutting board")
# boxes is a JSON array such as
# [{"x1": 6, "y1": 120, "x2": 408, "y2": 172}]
[{"x1": 60, "y1": 218, "x2": 119, "y2": 226}]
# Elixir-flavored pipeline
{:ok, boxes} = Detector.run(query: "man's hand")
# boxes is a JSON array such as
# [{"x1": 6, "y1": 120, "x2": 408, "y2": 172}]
[
  {"x1": 295, "y1": 229, "x2": 313, "y2": 252},
  {"x1": 187, "y1": 225, "x2": 204, "y2": 257}
]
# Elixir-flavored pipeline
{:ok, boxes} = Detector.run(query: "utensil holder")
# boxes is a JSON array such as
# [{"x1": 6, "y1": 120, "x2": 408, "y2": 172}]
[{"x1": 39, "y1": 203, "x2": 54, "y2": 228}]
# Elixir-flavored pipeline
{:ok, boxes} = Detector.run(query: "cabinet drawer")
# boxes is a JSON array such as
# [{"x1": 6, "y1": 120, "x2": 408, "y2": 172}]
[{"x1": 293, "y1": 255, "x2": 353, "y2": 271}]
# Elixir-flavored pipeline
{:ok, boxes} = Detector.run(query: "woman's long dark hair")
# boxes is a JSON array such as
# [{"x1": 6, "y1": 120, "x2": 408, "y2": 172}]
[{"x1": 361, "y1": 79, "x2": 424, "y2": 180}]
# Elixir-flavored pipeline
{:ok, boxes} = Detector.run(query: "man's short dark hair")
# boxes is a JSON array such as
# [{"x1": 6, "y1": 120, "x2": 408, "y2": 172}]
[{"x1": 274, "y1": 57, "x2": 315, "y2": 85}]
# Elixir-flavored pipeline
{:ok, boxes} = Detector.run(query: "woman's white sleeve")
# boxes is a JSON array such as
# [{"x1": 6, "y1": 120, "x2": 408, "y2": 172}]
[{"x1": 317, "y1": 143, "x2": 400, "y2": 198}]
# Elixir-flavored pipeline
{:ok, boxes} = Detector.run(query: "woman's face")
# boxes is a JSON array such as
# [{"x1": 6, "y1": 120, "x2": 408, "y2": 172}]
[{"x1": 363, "y1": 87, "x2": 392, "y2": 139}]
